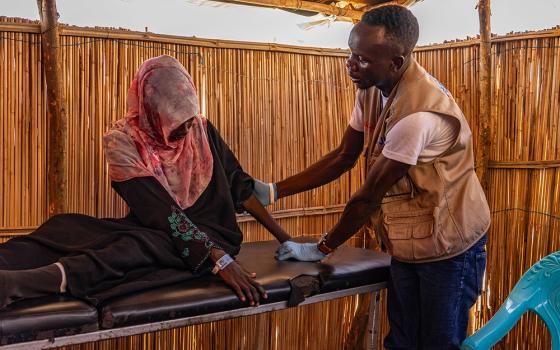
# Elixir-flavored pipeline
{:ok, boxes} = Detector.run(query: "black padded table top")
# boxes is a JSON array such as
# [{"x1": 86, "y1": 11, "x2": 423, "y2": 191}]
[
  {"x1": 0, "y1": 238, "x2": 390, "y2": 346},
  {"x1": 0, "y1": 295, "x2": 98, "y2": 345},
  {"x1": 100, "y1": 239, "x2": 390, "y2": 328}
]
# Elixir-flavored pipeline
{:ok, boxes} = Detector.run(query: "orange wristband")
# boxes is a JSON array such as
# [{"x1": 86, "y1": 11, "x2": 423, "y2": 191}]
[{"x1": 317, "y1": 234, "x2": 335, "y2": 255}]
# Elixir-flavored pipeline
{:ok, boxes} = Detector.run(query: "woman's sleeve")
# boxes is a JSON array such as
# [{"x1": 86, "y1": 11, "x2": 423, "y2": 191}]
[
  {"x1": 206, "y1": 121, "x2": 254, "y2": 211},
  {"x1": 112, "y1": 177, "x2": 218, "y2": 272}
]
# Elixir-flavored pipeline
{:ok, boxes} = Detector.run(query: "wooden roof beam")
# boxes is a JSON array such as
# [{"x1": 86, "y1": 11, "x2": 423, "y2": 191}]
[{"x1": 225, "y1": 0, "x2": 365, "y2": 21}]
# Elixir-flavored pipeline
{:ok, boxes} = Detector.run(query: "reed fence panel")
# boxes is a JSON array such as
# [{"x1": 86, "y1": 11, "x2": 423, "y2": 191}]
[{"x1": 1, "y1": 19, "x2": 559, "y2": 349}]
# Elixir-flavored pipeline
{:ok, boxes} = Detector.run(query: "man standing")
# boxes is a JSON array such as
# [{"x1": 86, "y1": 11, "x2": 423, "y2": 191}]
[{"x1": 254, "y1": 5, "x2": 490, "y2": 349}]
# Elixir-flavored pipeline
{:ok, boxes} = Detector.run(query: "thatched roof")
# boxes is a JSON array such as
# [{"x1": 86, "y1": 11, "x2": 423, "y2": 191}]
[{"x1": 211, "y1": 0, "x2": 423, "y2": 22}]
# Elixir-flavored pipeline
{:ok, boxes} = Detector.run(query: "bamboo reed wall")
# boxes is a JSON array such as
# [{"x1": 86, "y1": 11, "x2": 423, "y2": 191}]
[
  {"x1": 415, "y1": 31, "x2": 560, "y2": 349},
  {"x1": 1, "y1": 17, "x2": 560, "y2": 349},
  {"x1": 0, "y1": 20, "x2": 362, "y2": 240},
  {"x1": 0, "y1": 19, "x2": 366, "y2": 350}
]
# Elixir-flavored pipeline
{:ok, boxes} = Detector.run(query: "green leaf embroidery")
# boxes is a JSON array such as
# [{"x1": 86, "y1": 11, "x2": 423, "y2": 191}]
[{"x1": 168, "y1": 206, "x2": 213, "y2": 252}]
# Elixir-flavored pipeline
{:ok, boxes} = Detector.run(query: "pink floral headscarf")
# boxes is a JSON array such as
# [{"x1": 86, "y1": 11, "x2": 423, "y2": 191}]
[{"x1": 104, "y1": 55, "x2": 213, "y2": 209}]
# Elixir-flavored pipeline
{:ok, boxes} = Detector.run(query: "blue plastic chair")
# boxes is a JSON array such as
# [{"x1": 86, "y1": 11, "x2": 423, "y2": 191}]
[{"x1": 461, "y1": 251, "x2": 560, "y2": 350}]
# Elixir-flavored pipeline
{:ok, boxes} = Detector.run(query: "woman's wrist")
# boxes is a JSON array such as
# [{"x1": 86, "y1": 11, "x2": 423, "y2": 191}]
[
  {"x1": 211, "y1": 253, "x2": 234, "y2": 274},
  {"x1": 210, "y1": 248, "x2": 226, "y2": 262}
]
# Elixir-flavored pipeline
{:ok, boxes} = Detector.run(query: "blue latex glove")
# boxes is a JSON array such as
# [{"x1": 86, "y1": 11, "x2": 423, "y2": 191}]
[
  {"x1": 253, "y1": 179, "x2": 277, "y2": 206},
  {"x1": 275, "y1": 241, "x2": 326, "y2": 262}
]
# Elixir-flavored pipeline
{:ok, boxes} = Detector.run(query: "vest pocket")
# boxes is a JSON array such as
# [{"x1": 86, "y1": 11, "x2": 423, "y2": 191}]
[{"x1": 383, "y1": 208, "x2": 435, "y2": 260}]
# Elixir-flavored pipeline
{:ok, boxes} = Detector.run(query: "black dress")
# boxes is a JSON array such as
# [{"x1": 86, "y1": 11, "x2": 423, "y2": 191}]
[{"x1": 0, "y1": 122, "x2": 254, "y2": 304}]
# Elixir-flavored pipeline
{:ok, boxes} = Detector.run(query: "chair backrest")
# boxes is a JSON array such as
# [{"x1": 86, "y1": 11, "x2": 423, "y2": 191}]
[{"x1": 461, "y1": 251, "x2": 560, "y2": 350}]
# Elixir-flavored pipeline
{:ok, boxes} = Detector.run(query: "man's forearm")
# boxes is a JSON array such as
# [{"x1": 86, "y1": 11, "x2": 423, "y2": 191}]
[
  {"x1": 276, "y1": 152, "x2": 355, "y2": 199},
  {"x1": 324, "y1": 194, "x2": 380, "y2": 249},
  {"x1": 274, "y1": 126, "x2": 364, "y2": 200},
  {"x1": 322, "y1": 156, "x2": 410, "y2": 250}
]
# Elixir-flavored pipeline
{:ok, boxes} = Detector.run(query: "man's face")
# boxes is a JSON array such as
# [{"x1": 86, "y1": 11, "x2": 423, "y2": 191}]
[{"x1": 346, "y1": 23, "x2": 400, "y2": 91}]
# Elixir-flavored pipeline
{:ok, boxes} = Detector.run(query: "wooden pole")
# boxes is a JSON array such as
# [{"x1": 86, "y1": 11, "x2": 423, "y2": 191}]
[
  {"x1": 476, "y1": 0, "x2": 491, "y2": 191},
  {"x1": 37, "y1": 0, "x2": 68, "y2": 215}
]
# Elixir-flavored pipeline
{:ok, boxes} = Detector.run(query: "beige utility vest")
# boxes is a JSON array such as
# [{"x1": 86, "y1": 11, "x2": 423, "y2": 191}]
[{"x1": 363, "y1": 58, "x2": 490, "y2": 263}]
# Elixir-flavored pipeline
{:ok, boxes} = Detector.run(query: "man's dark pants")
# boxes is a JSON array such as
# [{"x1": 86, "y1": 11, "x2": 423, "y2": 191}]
[{"x1": 384, "y1": 235, "x2": 487, "y2": 350}]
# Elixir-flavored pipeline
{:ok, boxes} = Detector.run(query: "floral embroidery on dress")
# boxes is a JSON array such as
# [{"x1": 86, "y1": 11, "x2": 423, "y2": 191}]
[{"x1": 168, "y1": 206, "x2": 214, "y2": 257}]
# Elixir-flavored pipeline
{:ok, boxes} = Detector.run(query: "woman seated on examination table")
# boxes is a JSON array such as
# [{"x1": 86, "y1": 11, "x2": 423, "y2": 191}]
[{"x1": 0, "y1": 55, "x2": 290, "y2": 309}]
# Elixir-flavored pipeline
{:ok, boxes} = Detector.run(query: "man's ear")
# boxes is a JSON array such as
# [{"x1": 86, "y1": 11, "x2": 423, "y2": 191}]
[{"x1": 391, "y1": 55, "x2": 405, "y2": 72}]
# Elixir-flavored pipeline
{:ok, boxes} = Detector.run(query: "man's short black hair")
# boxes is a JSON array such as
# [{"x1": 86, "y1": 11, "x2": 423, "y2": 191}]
[{"x1": 361, "y1": 5, "x2": 419, "y2": 55}]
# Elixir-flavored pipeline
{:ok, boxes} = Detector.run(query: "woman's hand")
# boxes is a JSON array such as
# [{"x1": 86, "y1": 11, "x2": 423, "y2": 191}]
[
  {"x1": 210, "y1": 248, "x2": 267, "y2": 306},
  {"x1": 217, "y1": 261, "x2": 267, "y2": 306}
]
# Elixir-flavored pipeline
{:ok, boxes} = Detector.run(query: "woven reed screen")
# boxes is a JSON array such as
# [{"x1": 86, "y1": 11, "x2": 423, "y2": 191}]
[
  {"x1": 415, "y1": 32, "x2": 560, "y2": 349},
  {"x1": 1, "y1": 19, "x2": 560, "y2": 348}
]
